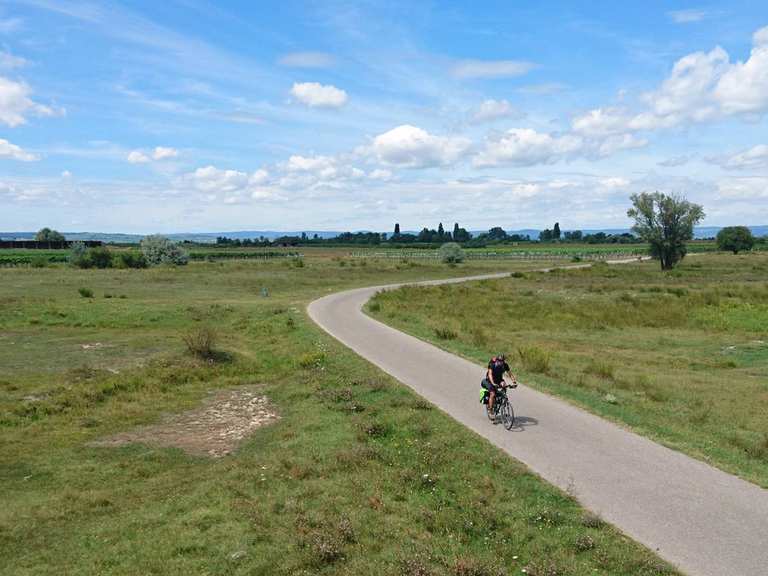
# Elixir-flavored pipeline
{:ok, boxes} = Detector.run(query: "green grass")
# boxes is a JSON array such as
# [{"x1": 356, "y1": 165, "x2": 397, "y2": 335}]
[
  {"x1": 0, "y1": 251, "x2": 677, "y2": 575},
  {"x1": 369, "y1": 252, "x2": 768, "y2": 488}
]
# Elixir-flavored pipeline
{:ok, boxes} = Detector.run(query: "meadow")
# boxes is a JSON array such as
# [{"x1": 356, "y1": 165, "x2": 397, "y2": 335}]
[
  {"x1": 368, "y1": 252, "x2": 768, "y2": 488},
  {"x1": 0, "y1": 250, "x2": 677, "y2": 576}
]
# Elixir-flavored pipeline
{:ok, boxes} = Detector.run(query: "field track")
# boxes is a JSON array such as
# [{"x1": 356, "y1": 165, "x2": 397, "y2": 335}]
[{"x1": 308, "y1": 259, "x2": 768, "y2": 576}]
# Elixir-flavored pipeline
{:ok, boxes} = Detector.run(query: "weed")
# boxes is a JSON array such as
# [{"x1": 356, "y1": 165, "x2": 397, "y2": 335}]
[
  {"x1": 580, "y1": 512, "x2": 605, "y2": 529},
  {"x1": 584, "y1": 359, "x2": 615, "y2": 380},
  {"x1": 400, "y1": 558, "x2": 434, "y2": 576},
  {"x1": 517, "y1": 346, "x2": 552, "y2": 374},
  {"x1": 78, "y1": 287, "x2": 94, "y2": 298},
  {"x1": 309, "y1": 532, "x2": 343, "y2": 565},
  {"x1": 368, "y1": 301, "x2": 381, "y2": 312},
  {"x1": 575, "y1": 534, "x2": 596, "y2": 552},
  {"x1": 182, "y1": 326, "x2": 217, "y2": 360},
  {"x1": 435, "y1": 327, "x2": 458, "y2": 340}
]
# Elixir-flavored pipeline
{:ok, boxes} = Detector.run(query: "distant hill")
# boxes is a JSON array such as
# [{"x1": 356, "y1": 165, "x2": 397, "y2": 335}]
[{"x1": 2, "y1": 225, "x2": 766, "y2": 243}]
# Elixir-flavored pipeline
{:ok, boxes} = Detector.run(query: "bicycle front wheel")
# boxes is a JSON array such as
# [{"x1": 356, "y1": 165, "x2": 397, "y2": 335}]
[{"x1": 501, "y1": 399, "x2": 515, "y2": 430}]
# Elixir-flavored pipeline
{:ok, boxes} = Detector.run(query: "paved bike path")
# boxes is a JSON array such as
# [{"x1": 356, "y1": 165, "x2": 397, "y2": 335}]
[{"x1": 307, "y1": 267, "x2": 768, "y2": 576}]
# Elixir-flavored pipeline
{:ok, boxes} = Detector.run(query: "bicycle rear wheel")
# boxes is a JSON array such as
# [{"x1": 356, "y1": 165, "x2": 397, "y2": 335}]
[{"x1": 500, "y1": 399, "x2": 515, "y2": 430}]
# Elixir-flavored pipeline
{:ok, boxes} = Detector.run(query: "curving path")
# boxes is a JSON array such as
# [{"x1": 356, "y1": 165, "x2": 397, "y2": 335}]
[{"x1": 308, "y1": 262, "x2": 768, "y2": 576}]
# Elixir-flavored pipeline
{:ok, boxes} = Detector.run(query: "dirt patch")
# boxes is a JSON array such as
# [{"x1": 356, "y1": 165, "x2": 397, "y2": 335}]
[{"x1": 91, "y1": 387, "x2": 279, "y2": 457}]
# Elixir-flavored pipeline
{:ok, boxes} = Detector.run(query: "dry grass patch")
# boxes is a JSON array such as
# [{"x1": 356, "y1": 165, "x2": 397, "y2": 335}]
[{"x1": 90, "y1": 386, "x2": 278, "y2": 457}]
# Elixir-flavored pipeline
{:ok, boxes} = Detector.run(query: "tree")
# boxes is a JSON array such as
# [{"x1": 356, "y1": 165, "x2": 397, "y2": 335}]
[
  {"x1": 452, "y1": 223, "x2": 471, "y2": 242},
  {"x1": 437, "y1": 222, "x2": 445, "y2": 239},
  {"x1": 486, "y1": 227, "x2": 508, "y2": 241},
  {"x1": 539, "y1": 229, "x2": 553, "y2": 242},
  {"x1": 394, "y1": 223, "x2": 401, "y2": 236},
  {"x1": 35, "y1": 228, "x2": 65, "y2": 242},
  {"x1": 140, "y1": 235, "x2": 189, "y2": 266},
  {"x1": 627, "y1": 192, "x2": 705, "y2": 270},
  {"x1": 564, "y1": 230, "x2": 583, "y2": 241},
  {"x1": 716, "y1": 226, "x2": 755, "y2": 254},
  {"x1": 438, "y1": 242, "x2": 464, "y2": 263},
  {"x1": 553, "y1": 222, "x2": 561, "y2": 240}
]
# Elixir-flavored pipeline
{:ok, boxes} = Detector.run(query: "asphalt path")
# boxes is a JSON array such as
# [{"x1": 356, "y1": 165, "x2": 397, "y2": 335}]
[{"x1": 307, "y1": 261, "x2": 768, "y2": 576}]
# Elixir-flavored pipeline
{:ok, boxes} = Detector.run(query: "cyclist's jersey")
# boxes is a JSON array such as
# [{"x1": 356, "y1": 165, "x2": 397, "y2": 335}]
[{"x1": 488, "y1": 358, "x2": 510, "y2": 384}]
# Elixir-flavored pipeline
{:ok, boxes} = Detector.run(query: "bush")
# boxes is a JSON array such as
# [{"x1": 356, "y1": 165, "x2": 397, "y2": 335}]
[
  {"x1": 182, "y1": 326, "x2": 217, "y2": 360},
  {"x1": 716, "y1": 226, "x2": 755, "y2": 254},
  {"x1": 434, "y1": 327, "x2": 458, "y2": 340},
  {"x1": 69, "y1": 241, "x2": 90, "y2": 268},
  {"x1": 438, "y1": 242, "x2": 464, "y2": 263},
  {"x1": 140, "y1": 235, "x2": 189, "y2": 266},
  {"x1": 115, "y1": 251, "x2": 148, "y2": 269},
  {"x1": 78, "y1": 287, "x2": 94, "y2": 298},
  {"x1": 87, "y1": 246, "x2": 113, "y2": 269}
]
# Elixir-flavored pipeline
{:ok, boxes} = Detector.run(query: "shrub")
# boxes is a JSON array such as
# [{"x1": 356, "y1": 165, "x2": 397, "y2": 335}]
[
  {"x1": 30, "y1": 255, "x2": 48, "y2": 268},
  {"x1": 115, "y1": 251, "x2": 147, "y2": 269},
  {"x1": 78, "y1": 287, "x2": 94, "y2": 298},
  {"x1": 69, "y1": 241, "x2": 90, "y2": 268},
  {"x1": 140, "y1": 235, "x2": 189, "y2": 266},
  {"x1": 517, "y1": 346, "x2": 552, "y2": 373},
  {"x1": 438, "y1": 242, "x2": 464, "y2": 264},
  {"x1": 35, "y1": 227, "x2": 65, "y2": 242},
  {"x1": 182, "y1": 326, "x2": 217, "y2": 360},
  {"x1": 87, "y1": 246, "x2": 113, "y2": 269}
]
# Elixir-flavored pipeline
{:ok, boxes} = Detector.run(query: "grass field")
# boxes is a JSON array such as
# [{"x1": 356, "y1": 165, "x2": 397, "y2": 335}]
[
  {"x1": 368, "y1": 252, "x2": 768, "y2": 488},
  {"x1": 0, "y1": 252, "x2": 677, "y2": 575}
]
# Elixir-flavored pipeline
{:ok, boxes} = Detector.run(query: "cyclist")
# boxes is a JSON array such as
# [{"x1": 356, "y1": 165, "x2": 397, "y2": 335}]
[{"x1": 482, "y1": 354, "x2": 517, "y2": 418}]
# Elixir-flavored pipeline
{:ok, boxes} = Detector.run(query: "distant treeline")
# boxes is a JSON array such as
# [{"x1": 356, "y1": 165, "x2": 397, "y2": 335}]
[{"x1": 215, "y1": 222, "x2": 641, "y2": 247}]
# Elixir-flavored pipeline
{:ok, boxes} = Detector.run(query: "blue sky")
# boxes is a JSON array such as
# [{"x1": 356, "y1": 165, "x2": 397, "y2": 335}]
[{"x1": 2, "y1": 0, "x2": 768, "y2": 232}]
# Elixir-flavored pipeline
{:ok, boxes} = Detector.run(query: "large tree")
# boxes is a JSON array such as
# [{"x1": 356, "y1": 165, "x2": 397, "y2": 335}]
[
  {"x1": 553, "y1": 222, "x2": 561, "y2": 240},
  {"x1": 716, "y1": 226, "x2": 755, "y2": 254},
  {"x1": 627, "y1": 192, "x2": 704, "y2": 270}
]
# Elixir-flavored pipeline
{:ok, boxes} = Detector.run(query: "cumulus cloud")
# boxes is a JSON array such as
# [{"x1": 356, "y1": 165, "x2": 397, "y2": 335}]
[
  {"x1": 0, "y1": 76, "x2": 58, "y2": 127},
  {"x1": 471, "y1": 99, "x2": 520, "y2": 123},
  {"x1": 278, "y1": 52, "x2": 334, "y2": 68},
  {"x1": 368, "y1": 125, "x2": 471, "y2": 168},
  {"x1": 182, "y1": 165, "x2": 273, "y2": 201},
  {"x1": 290, "y1": 81, "x2": 347, "y2": 108},
  {"x1": 127, "y1": 150, "x2": 150, "y2": 163},
  {"x1": 369, "y1": 168, "x2": 393, "y2": 181},
  {"x1": 127, "y1": 146, "x2": 179, "y2": 163},
  {"x1": 152, "y1": 146, "x2": 178, "y2": 160},
  {"x1": 572, "y1": 26, "x2": 768, "y2": 137},
  {"x1": 452, "y1": 59, "x2": 535, "y2": 79},
  {"x1": 0, "y1": 137, "x2": 37, "y2": 161},
  {"x1": 473, "y1": 128, "x2": 583, "y2": 167},
  {"x1": 710, "y1": 144, "x2": 768, "y2": 170}
]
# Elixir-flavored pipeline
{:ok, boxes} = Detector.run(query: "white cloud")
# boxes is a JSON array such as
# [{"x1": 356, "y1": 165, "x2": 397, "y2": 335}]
[
  {"x1": 369, "y1": 168, "x2": 393, "y2": 181},
  {"x1": 717, "y1": 177, "x2": 768, "y2": 199},
  {"x1": 290, "y1": 81, "x2": 347, "y2": 108},
  {"x1": 572, "y1": 26, "x2": 768, "y2": 137},
  {"x1": 369, "y1": 124, "x2": 471, "y2": 168},
  {"x1": 187, "y1": 165, "x2": 249, "y2": 193},
  {"x1": 516, "y1": 82, "x2": 567, "y2": 95},
  {"x1": 658, "y1": 155, "x2": 692, "y2": 167},
  {"x1": 152, "y1": 146, "x2": 178, "y2": 160},
  {"x1": 0, "y1": 50, "x2": 26, "y2": 69},
  {"x1": 0, "y1": 76, "x2": 58, "y2": 127},
  {"x1": 472, "y1": 99, "x2": 519, "y2": 123},
  {"x1": 127, "y1": 150, "x2": 150, "y2": 164},
  {"x1": 278, "y1": 52, "x2": 335, "y2": 68},
  {"x1": 667, "y1": 9, "x2": 710, "y2": 24},
  {"x1": 473, "y1": 128, "x2": 583, "y2": 167},
  {"x1": 61, "y1": 170, "x2": 72, "y2": 178},
  {"x1": 714, "y1": 26, "x2": 768, "y2": 115},
  {"x1": 711, "y1": 144, "x2": 768, "y2": 170},
  {"x1": 599, "y1": 177, "x2": 631, "y2": 189},
  {"x1": 128, "y1": 146, "x2": 179, "y2": 163},
  {"x1": 0, "y1": 138, "x2": 37, "y2": 161},
  {"x1": 452, "y1": 59, "x2": 535, "y2": 79}
]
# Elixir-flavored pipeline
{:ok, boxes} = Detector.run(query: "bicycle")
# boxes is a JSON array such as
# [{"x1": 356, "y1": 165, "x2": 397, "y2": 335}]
[{"x1": 481, "y1": 382, "x2": 516, "y2": 430}]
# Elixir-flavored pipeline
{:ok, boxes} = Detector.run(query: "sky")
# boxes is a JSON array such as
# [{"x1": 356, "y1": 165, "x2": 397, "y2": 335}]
[{"x1": 1, "y1": 0, "x2": 768, "y2": 233}]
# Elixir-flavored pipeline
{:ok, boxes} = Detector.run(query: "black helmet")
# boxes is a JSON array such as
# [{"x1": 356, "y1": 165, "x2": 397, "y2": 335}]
[{"x1": 498, "y1": 353, "x2": 506, "y2": 361}]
